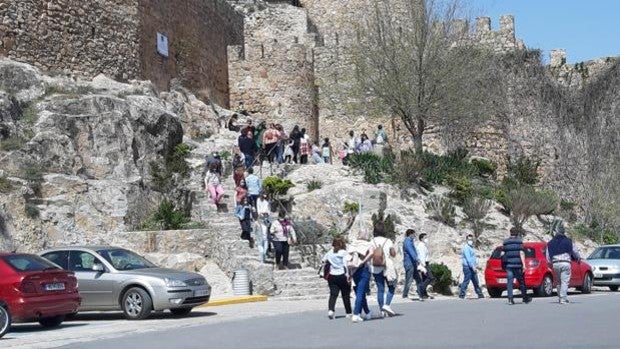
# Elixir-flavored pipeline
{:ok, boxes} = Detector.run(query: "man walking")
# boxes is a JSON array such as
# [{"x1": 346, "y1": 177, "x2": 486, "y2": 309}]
[
  {"x1": 245, "y1": 167, "x2": 261, "y2": 210},
  {"x1": 402, "y1": 229, "x2": 422, "y2": 300},
  {"x1": 417, "y1": 233, "x2": 434, "y2": 300},
  {"x1": 503, "y1": 228, "x2": 532, "y2": 305},
  {"x1": 459, "y1": 234, "x2": 484, "y2": 299},
  {"x1": 546, "y1": 222, "x2": 581, "y2": 304}
]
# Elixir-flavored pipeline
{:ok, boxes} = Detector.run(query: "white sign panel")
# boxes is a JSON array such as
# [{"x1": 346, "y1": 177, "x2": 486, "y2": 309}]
[{"x1": 157, "y1": 32, "x2": 169, "y2": 58}]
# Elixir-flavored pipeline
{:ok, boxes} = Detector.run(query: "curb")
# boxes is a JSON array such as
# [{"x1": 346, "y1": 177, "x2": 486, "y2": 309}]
[{"x1": 200, "y1": 295, "x2": 268, "y2": 307}]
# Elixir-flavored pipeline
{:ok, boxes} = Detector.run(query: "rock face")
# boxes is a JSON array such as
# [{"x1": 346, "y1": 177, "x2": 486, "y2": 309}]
[{"x1": 0, "y1": 59, "x2": 186, "y2": 251}]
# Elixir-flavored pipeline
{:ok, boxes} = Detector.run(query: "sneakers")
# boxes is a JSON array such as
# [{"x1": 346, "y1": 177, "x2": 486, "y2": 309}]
[
  {"x1": 477, "y1": 294, "x2": 485, "y2": 299},
  {"x1": 524, "y1": 296, "x2": 533, "y2": 304},
  {"x1": 382, "y1": 305, "x2": 396, "y2": 317},
  {"x1": 508, "y1": 298, "x2": 515, "y2": 305},
  {"x1": 559, "y1": 298, "x2": 569, "y2": 305},
  {"x1": 345, "y1": 314, "x2": 353, "y2": 319},
  {"x1": 351, "y1": 315, "x2": 364, "y2": 323},
  {"x1": 328, "y1": 310, "x2": 335, "y2": 320}
]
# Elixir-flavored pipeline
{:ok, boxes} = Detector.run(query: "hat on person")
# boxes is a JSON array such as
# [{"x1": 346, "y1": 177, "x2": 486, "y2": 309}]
[{"x1": 554, "y1": 221, "x2": 566, "y2": 236}]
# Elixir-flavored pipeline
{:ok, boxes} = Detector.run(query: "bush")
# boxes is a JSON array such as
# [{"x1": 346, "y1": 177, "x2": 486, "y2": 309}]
[
  {"x1": 429, "y1": 263, "x2": 453, "y2": 295},
  {"x1": 425, "y1": 195, "x2": 456, "y2": 227},
  {"x1": 343, "y1": 201, "x2": 360, "y2": 215},
  {"x1": 167, "y1": 143, "x2": 190, "y2": 176},
  {"x1": 0, "y1": 176, "x2": 13, "y2": 193},
  {"x1": 506, "y1": 155, "x2": 540, "y2": 186},
  {"x1": 390, "y1": 150, "x2": 424, "y2": 187},
  {"x1": 571, "y1": 223, "x2": 619, "y2": 244},
  {"x1": 0, "y1": 135, "x2": 26, "y2": 151},
  {"x1": 263, "y1": 176, "x2": 295, "y2": 197},
  {"x1": 219, "y1": 150, "x2": 232, "y2": 161},
  {"x1": 471, "y1": 158, "x2": 497, "y2": 177},
  {"x1": 418, "y1": 151, "x2": 478, "y2": 185},
  {"x1": 347, "y1": 152, "x2": 393, "y2": 184},
  {"x1": 371, "y1": 210, "x2": 398, "y2": 241},
  {"x1": 463, "y1": 196, "x2": 492, "y2": 246},
  {"x1": 447, "y1": 175, "x2": 473, "y2": 204},
  {"x1": 306, "y1": 179, "x2": 323, "y2": 192},
  {"x1": 149, "y1": 143, "x2": 190, "y2": 192},
  {"x1": 140, "y1": 200, "x2": 189, "y2": 231},
  {"x1": 506, "y1": 186, "x2": 558, "y2": 230}
]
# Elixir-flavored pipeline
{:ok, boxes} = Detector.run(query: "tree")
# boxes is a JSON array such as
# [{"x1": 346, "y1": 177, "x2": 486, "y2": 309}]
[
  {"x1": 463, "y1": 196, "x2": 491, "y2": 246},
  {"x1": 349, "y1": 0, "x2": 500, "y2": 153}
]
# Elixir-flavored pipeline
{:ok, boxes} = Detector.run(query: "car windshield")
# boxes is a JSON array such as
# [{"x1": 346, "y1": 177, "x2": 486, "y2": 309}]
[
  {"x1": 588, "y1": 247, "x2": 620, "y2": 260},
  {"x1": 1, "y1": 254, "x2": 62, "y2": 272},
  {"x1": 96, "y1": 249, "x2": 157, "y2": 270},
  {"x1": 490, "y1": 247, "x2": 536, "y2": 259}
]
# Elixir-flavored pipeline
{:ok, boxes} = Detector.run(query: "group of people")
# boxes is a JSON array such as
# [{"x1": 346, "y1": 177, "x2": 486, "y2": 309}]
[{"x1": 321, "y1": 221, "x2": 582, "y2": 322}]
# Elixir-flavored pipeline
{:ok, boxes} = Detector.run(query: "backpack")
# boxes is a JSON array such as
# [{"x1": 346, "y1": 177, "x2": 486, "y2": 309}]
[{"x1": 372, "y1": 238, "x2": 387, "y2": 267}]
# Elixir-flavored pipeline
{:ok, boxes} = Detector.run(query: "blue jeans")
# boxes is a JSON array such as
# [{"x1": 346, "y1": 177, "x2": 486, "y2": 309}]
[
  {"x1": 402, "y1": 265, "x2": 421, "y2": 298},
  {"x1": 244, "y1": 154, "x2": 254, "y2": 169},
  {"x1": 506, "y1": 267, "x2": 527, "y2": 299},
  {"x1": 373, "y1": 272, "x2": 395, "y2": 309},
  {"x1": 353, "y1": 266, "x2": 370, "y2": 315},
  {"x1": 459, "y1": 266, "x2": 483, "y2": 297}
]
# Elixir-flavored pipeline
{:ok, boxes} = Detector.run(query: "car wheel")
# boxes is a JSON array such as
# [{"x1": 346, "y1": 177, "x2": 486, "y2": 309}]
[
  {"x1": 39, "y1": 315, "x2": 65, "y2": 328},
  {"x1": 487, "y1": 287, "x2": 503, "y2": 298},
  {"x1": 0, "y1": 305, "x2": 11, "y2": 339},
  {"x1": 65, "y1": 312, "x2": 78, "y2": 320},
  {"x1": 535, "y1": 274, "x2": 554, "y2": 297},
  {"x1": 170, "y1": 307, "x2": 193, "y2": 317},
  {"x1": 610, "y1": 285, "x2": 619, "y2": 292},
  {"x1": 580, "y1": 273, "x2": 593, "y2": 294},
  {"x1": 122, "y1": 287, "x2": 153, "y2": 320}
]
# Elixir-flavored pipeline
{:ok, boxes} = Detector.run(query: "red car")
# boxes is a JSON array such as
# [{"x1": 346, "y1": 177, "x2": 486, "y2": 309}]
[
  {"x1": 0, "y1": 253, "x2": 80, "y2": 329},
  {"x1": 484, "y1": 242, "x2": 593, "y2": 298}
]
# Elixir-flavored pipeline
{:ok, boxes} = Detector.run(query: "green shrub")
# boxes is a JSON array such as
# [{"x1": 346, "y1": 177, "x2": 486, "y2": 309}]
[
  {"x1": 263, "y1": 176, "x2": 295, "y2": 197},
  {"x1": 603, "y1": 231, "x2": 620, "y2": 245},
  {"x1": 390, "y1": 150, "x2": 424, "y2": 187},
  {"x1": 24, "y1": 202, "x2": 40, "y2": 219},
  {"x1": 343, "y1": 200, "x2": 360, "y2": 215},
  {"x1": 419, "y1": 151, "x2": 477, "y2": 185},
  {"x1": 219, "y1": 150, "x2": 232, "y2": 161},
  {"x1": 306, "y1": 179, "x2": 323, "y2": 192},
  {"x1": 0, "y1": 176, "x2": 13, "y2": 193},
  {"x1": 447, "y1": 175, "x2": 473, "y2": 204},
  {"x1": 506, "y1": 186, "x2": 558, "y2": 230},
  {"x1": 140, "y1": 200, "x2": 189, "y2": 231},
  {"x1": 0, "y1": 135, "x2": 26, "y2": 151},
  {"x1": 506, "y1": 155, "x2": 540, "y2": 186},
  {"x1": 371, "y1": 210, "x2": 398, "y2": 240},
  {"x1": 347, "y1": 152, "x2": 393, "y2": 184},
  {"x1": 429, "y1": 263, "x2": 453, "y2": 295},
  {"x1": 167, "y1": 143, "x2": 190, "y2": 176},
  {"x1": 571, "y1": 223, "x2": 619, "y2": 244},
  {"x1": 425, "y1": 195, "x2": 456, "y2": 227},
  {"x1": 471, "y1": 158, "x2": 497, "y2": 177},
  {"x1": 149, "y1": 143, "x2": 190, "y2": 192}
]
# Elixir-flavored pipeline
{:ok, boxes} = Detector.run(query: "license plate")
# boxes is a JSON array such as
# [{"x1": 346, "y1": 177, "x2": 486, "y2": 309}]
[
  {"x1": 194, "y1": 289, "x2": 208, "y2": 297},
  {"x1": 594, "y1": 273, "x2": 603, "y2": 278},
  {"x1": 497, "y1": 278, "x2": 507, "y2": 284},
  {"x1": 45, "y1": 283, "x2": 65, "y2": 291}
]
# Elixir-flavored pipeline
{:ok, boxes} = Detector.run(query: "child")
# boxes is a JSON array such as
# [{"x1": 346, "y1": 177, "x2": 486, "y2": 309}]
[
  {"x1": 322, "y1": 138, "x2": 332, "y2": 164},
  {"x1": 283, "y1": 139, "x2": 294, "y2": 164}
]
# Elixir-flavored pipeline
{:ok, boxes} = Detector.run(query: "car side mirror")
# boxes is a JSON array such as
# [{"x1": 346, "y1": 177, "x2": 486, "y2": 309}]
[{"x1": 92, "y1": 263, "x2": 105, "y2": 272}]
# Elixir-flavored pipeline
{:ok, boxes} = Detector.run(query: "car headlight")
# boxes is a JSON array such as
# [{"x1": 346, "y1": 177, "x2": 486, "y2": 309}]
[{"x1": 164, "y1": 278, "x2": 187, "y2": 287}]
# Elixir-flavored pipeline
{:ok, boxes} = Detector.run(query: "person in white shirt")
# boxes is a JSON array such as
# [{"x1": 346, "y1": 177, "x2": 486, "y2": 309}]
[
  {"x1": 347, "y1": 230, "x2": 374, "y2": 323},
  {"x1": 255, "y1": 192, "x2": 271, "y2": 263},
  {"x1": 269, "y1": 211, "x2": 297, "y2": 269},
  {"x1": 322, "y1": 237, "x2": 352, "y2": 319},
  {"x1": 369, "y1": 222, "x2": 397, "y2": 317},
  {"x1": 416, "y1": 233, "x2": 434, "y2": 300}
]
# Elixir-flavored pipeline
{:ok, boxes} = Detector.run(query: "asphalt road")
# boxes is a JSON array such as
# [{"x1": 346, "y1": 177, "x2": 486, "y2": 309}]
[{"x1": 48, "y1": 290, "x2": 620, "y2": 349}]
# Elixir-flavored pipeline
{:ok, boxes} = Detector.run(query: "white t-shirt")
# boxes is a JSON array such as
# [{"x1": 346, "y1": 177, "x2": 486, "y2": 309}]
[
  {"x1": 368, "y1": 236, "x2": 394, "y2": 274},
  {"x1": 323, "y1": 249, "x2": 349, "y2": 276}
]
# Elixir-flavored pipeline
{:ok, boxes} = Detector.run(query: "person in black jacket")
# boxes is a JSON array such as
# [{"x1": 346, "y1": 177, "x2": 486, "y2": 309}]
[
  {"x1": 238, "y1": 129, "x2": 256, "y2": 169},
  {"x1": 546, "y1": 222, "x2": 581, "y2": 304},
  {"x1": 502, "y1": 227, "x2": 532, "y2": 305}
]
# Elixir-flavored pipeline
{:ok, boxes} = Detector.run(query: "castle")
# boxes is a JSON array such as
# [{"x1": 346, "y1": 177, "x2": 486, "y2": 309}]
[{"x1": 1, "y1": 0, "x2": 617, "y2": 196}]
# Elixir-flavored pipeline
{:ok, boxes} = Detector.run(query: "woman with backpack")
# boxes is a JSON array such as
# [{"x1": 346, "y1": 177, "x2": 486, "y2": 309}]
[
  {"x1": 205, "y1": 165, "x2": 224, "y2": 211},
  {"x1": 270, "y1": 211, "x2": 297, "y2": 270},
  {"x1": 235, "y1": 196, "x2": 254, "y2": 248},
  {"x1": 369, "y1": 222, "x2": 397, "y2": 317},
  {"x1": 322, "y1": 237, "x2": 352, "y2": 320},
  {"x1": 347, "y1": 230, "x2": 374, "y2": 323}
]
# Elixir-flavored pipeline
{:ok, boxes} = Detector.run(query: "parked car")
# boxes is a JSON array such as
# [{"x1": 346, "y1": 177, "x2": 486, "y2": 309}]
[
  {"x1": 484, "y1": 241, "x2": 593, "y2": 298},
  {"x1": 587, "y1": 244, "x2": 620, "y2": 291},
  {"x1": 0, "y1": 253, "x2": 80, "y2": 330},
  {"x1": 40, "y1": 246, "x2": 211, "y2": 320},
  {"x1": 0, "y1": 300, "x2": 10, "y2": 339}
]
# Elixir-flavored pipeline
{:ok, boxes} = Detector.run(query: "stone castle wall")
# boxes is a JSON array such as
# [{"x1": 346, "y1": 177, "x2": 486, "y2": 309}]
[{"x1": 0, "y1": 0, "x2": 244, "y2": 106}]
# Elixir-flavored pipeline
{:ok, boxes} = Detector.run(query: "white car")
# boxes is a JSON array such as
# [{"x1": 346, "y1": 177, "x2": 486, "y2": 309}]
[{"x1": 587, "y1": 244, "x2": 620, "y2": 291}]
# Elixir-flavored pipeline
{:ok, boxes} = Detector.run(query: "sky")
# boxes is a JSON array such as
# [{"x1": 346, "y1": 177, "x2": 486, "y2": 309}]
[{"x1": 470, "y1": 0, "x2": 620, "y2": 63}]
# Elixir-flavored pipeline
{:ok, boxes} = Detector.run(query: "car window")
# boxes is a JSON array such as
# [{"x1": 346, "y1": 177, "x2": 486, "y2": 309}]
[
  {"x1": 490, "y1": 247, "x2": 536, "y2": 259},
  {"x1": 41, "y1": 251, "x2": 69, "y2": 270},
  {"x1": 589, "y1": 247, "x2": 620, "y2": 260},
  {"x1": 96, "y1": 249, "x2": 156, "y2": 270},
  {"x1": 68, "y1": 251, "x2": 99, "y2": 272},
  {"x1": 1, "y1": 254, "x2": 61, "y2": 272}
]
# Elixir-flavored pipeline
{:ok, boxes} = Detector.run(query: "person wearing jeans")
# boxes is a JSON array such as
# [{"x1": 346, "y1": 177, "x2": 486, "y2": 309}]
[
  {"x1": 369, "y1": 222, "x2": 397, "y2": 317},
  {"x1": 322, "y1": 237, "x2": 352, "y2": 319},
  {"x1": 546, "y1": 222, "x2": 581, "y2": 304},
  {"x1": 269, "y1": 211, "x2": 297, "y2": 270},
  {"x1": 459, "y1": 234, "x2": 484, "y2": 299},
  {"x1": 348, "y1": 231, "x2": 373, "y2": 323},
  {"x1": 402, "y1": 229, "x2": 421, "y2": 299},
  {"x1": 503, "y1": 227, "x2": 532, "y2": 305},
  {"x1": 417, "y1": 233, "x2": 434, "y2": 300}
]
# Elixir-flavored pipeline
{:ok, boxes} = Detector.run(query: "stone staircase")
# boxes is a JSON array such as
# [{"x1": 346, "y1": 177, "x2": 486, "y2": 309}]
[{"x1": 185, "y1": 130, "x2": 330, "y2": 300}]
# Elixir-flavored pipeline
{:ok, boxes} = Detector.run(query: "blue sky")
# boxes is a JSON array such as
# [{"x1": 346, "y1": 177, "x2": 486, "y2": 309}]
[{"x1": 470, "y1": 0, "x2": 620, "y2": 63}]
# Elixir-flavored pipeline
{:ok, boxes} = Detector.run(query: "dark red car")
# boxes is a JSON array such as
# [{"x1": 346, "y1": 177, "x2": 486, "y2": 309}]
[
  {"x1": 484, "y1": 242, "x2": 593, "y2": 297},
  {"x1": 0, "y1": 253, "x2": 80, "y2": 329}
]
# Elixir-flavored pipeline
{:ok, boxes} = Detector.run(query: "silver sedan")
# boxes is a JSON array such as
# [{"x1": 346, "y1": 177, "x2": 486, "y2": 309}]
[
  {"x1": 40, "y1": 246, "x2": 211, "y2": 320},
  {"x1": 587, "y1": 244, "x2": 620, "y2": 292}
]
